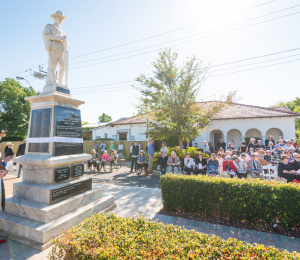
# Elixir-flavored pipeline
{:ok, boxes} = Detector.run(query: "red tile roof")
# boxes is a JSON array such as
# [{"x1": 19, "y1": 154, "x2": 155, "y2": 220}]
[{"x1": 107, "y1": 102, "x2": 300, "y2": 125}]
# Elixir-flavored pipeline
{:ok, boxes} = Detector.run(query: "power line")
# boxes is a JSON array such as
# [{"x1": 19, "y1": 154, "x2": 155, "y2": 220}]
[
  {"x1": 70, "y1": 12, "x2": 300, "y2": 70},
  {"x1": 72, "y1": 86, "x2": 135, "y2": 95},
  {"x1": 72, "y1": 80, "x2": 135, "y2": 90},
  {"x1": 209, "y1": 58, "x2": 300, "y2": 77},
  {"x1": 69, "y1": 0, "x2": 278, "y2": 60},
  {"x1": 209, "y1": 52, "x2": 300, "y2": 73},
  {"x1": 69, "y1": 6, "x2": 300, "y2": 67}
]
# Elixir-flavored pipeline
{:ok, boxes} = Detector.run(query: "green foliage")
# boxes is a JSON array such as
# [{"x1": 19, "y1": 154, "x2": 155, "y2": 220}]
[
  {"x1": 160, "y1": 174, "x2": 300, "y2": 231},
  {"x1": 49, "y1": 213, "x2": 299, "y2": 259},
  {"x1": 153, "y1": 146, "x2": 209, "y2": 168},
  {"x1": 136, "y1": 48, "x2": 234, "y2": 151},
  {"x1": 98, "y1": 113, "x2": 112, "y2": 123},
  {"x1": 244, "y1": 137, "x2": 261, "y2": 145},
  {"x1": 273, "y1": 98, "x2": 300, "y2": 137},
  {"x1": 0, "y1": 79, "x2": 37, "y2": 138}
]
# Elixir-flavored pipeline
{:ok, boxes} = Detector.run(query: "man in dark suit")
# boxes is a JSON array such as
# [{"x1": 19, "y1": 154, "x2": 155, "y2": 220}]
[
  {"x1": 217, "y1": 139, "x2": 226, "y2": 150},
  {"x1": 255, "y1": 140, "x2": 265, "y2": 150},
  {"x1": 265, "y1": 135, "x2": 275, "y2": 147},
  {"x1": 248, "y1": 138, "x2": 256, "y2": 150},
  {"x1": 16, "y1": 139, "x2": 26, "y2": 178}
]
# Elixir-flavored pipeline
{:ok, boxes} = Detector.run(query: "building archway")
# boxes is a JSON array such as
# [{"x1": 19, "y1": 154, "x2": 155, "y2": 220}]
[
  {"x1": 210, "y1": 130, "x2": 223, "y2": 151},
  {"x1": 227, "y1": 129, "x2": 242, "y2": 148},
  {"x1": 266, "y1": 128, "x2": 283, "y2": 143},
  {"x1": 245, "y1": 128, "x2": 262, "y2": 138}
]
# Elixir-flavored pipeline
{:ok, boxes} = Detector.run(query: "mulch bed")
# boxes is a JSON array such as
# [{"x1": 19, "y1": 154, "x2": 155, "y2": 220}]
[{"x1": 158, "y1": 208, "x2": 300, "y2": 238}]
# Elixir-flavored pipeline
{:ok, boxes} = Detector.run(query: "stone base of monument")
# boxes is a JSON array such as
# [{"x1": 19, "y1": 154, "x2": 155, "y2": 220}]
[{"x1": 0, "y1": 186, "x2": 116, "y2": 250}]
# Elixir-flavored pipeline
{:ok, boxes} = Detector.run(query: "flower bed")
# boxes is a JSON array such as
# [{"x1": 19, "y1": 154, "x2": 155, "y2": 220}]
[
  {"x1": 160, "y1": 174, "x2": 300, "y2": 231},
  {"x1": 48, "y1": 214, "x2": 299, "y2": 259}
]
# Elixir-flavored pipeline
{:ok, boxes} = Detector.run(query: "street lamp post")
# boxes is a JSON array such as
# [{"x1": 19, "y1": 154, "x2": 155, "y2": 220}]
[{"x1": 16, "y1": 76, "x2": 32, "y2": 87}]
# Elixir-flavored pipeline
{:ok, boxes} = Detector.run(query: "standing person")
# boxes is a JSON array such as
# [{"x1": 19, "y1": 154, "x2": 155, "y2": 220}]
[
  {"x1": 147, "y1": 140, "x2": 155, "y2": 173},
  {"x1": 159, "y1": 152, "x2": 168, "y2": 176},
  {"x1": 137, "y1": 150, "x2": 148, "y2": 176},
  {"x1": 130, "y1": 141, "x2": 140, "y2": 173},
  {"x1": 110, "y1": 141, "x2": 115, "y2": 151},
  {"x1": 216, "y1": 139, "x2": 226, "y2": 150},
  {"x1": 92, "y1": 142, "x2": 98, "y2": 152},
  {"x1": 129, "y1": 142, "x2": 134, "y2": 160},
  {"x1": 203, "y1": 141, "x2": 210, "y2": 155},
  {"x1": 100, "y1": 150, "x2": 110, "y2": 172},
  {"x1": 118, "y1": 142, "x2": 124, "y2": 158},
  {"x1": 4, "y1": 142, "x2": 11, "y2": 158},
  {"x1": 109, "y1": 150, "x2": 117, "y2": 172},
  {"x1": 99, "y1": 141, "x2": 107, "y2": 156},
  {"x1": 185, "y1": 140, "x2": 191, "y2": 149},
  {"x1": 138, "y1": 142, "x2": 143, "y2": 150},
  {"x1": 16, "y1": 139, "x2": 26, "y2": 178},
  {"x1": 255, "y1": 140, "x2": 265, "y2": 150},
  {"x1": 160, "y1": 142, "x2": 168, "y2": 153}
]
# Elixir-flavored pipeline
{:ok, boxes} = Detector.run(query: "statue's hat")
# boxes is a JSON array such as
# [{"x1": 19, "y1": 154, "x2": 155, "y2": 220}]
[{"x1": 51, "y1": 11, "x2": 65, "y2": 20}]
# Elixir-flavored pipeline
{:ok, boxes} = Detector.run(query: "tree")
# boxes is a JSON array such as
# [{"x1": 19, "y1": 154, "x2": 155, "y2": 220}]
[
  {"x1": 136, "y1": 48, "x2": 234, "y2": 151},
  {"x1": 0, "y1": 79, "x2": 37, "y2": 138},
  {"x1": 98, "y1": 113, "x2": 112, "y2": 123},
  {"x1": 273, "y1": 98, "x2": 300, "y2": 137}
]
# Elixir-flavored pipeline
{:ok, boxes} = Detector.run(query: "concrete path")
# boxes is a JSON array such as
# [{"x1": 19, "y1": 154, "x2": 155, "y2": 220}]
[{"x1": 1, "y1": 181, "x2": 300, "y2": 259}]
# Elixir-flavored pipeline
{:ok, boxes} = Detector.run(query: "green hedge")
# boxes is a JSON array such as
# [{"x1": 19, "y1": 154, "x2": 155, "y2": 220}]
[
  {"x1": 49, "y1": 214, "x2": 299, "y2": 259},
  {"x1": 160, "y1": 174, "x2": 300, "y2": 230}
]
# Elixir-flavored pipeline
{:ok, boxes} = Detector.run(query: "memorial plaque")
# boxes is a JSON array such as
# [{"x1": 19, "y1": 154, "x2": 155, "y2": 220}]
[
  {"x1": 28, "y1": 108, "x2": 51, "y2": 153},
  {"x1": 71, "y1": 164, "x2": 84, "y2": 178},
  {"x1": 54, "y1": 166, "x2": 70, "y2": 182},
  {"x1": 54, "y1": 106, "x2": 83, "y2": 156},
  {"x1": 50, "y1": 178, "x2": 92, "y2": 204}
]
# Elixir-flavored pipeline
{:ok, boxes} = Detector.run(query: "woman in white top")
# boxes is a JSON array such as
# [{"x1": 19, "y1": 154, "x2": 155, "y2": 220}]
[
  {"x1": 284, "y1": 140, "x2": 293, "y2": 151},
  {"x1": 183, "y1": 152, "x2": 194, "y2": 175},
  {"x1": 160, "y1": 142, "x2": 168, "y2": 153},
  {"x1": 118, "y1": 142, "x2": 124, "y2": 158}
]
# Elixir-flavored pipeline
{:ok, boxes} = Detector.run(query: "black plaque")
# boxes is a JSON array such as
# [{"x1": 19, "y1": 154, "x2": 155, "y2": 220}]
[
  {"x1": 28, "y1": 108, "x2": 51, "y2": 153},
  {"x1": 54, "y1": 106, "x2": 83, "y2": 156},
  {"x1": 54, "y1": 166, "x2": 70, "y2": 182},
  {"x1": 50, "y1": 178, "x2": 92, "y2": 204},
  {"x1": 71, "y1": 164, "x2": 84, "y2": 178}
]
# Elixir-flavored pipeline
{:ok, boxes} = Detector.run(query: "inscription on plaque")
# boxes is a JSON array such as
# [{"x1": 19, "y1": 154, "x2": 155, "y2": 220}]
[
  {"x1": 54, "y1": 106, "x2": 83, "y2": 156},
  {"x1": 28, "y1": 108, "x2": 51, "y2": 153},
  {"x1": 54, "y1": 166, "x2": 70, "y2": 182},
  {"x1": 71, "y1": 164, "x2": 84, "y2": 178},
  {"x1": 50, "y1": 178, "x2": 92, "y2": 204}
]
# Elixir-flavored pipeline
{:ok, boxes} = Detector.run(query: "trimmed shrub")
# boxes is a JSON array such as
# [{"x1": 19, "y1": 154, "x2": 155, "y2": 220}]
[
  {"x1": 49, "y1": 214, "x2": 299, "y2": 259},
  {"x1": 160, "y1": 174, "x2": 300, "y2": 231}
]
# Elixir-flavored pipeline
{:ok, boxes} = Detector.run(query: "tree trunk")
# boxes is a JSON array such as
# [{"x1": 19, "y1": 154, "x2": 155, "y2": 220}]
[{"x1": 179, "y1": 137, "x2": 183, "y2": 152}]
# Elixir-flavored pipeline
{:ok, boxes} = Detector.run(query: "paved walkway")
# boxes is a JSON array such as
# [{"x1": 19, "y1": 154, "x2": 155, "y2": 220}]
[{"x1": 1, "y1": 178, "x2": 300, "y2": 259}]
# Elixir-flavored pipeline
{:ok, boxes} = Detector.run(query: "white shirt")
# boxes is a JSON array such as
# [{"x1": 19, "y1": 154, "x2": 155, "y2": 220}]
[{"x1": 118, "y1": 144, "x2": 124, "y2": 151}]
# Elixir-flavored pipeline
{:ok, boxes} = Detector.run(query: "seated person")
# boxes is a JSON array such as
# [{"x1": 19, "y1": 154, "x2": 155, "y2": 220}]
[
  {"x1": 273, "y1": 146, "x2": 282, "y2": 159},
  {"x1": 267, "y1": 142, "x2": 275, "y2": 153},
  {"x1": 227, "y1": 143, "x2": 238, "y2": 155},
  {"x1": 284, "y1": 140, "x2": 294, "y2": 151},
  {"x1": 183, "y1": 152, "x2": 194, "y2": 175},
  {"x1": 217, "y1": 153, "x2": 223, "y2": 174},
  {"x1": 246, "y1": 153, "x2": 263, "y2": 179},
  {"x1": 100, "y1": 150, "x2": 110, "y2": 172},
  {"x1": 247, "y1": 147, "x2": 254, "y2": 157},
  {"x1": 88, "y1": 149, "x2": 100, "y2": 172},
  {"x1": 224, "y1": 150, "x2": 233, "y2": 160},
  {"x1": 239, "y1": 142, "x2": 248, "y2": 154},
  {"x1": 278, "y1": 155, "x2": 300, "y2": 183},
  {"x1": 167, "y1": 151, "x2": 181, "y2": 174},
  {"x1": 255, "y1": 140, "x2": 265, "y2": 150},
  {"x1": 233, "y1": 155, "x2": 247, "y2": 178},
  {"x1": 222, "y1": 156, "x2": 236, "y2": 178},
  {"x1": 218, "y1": 148, "x2": 225, "y2": 158},
  {"x1": 159, "y1": 152, "x2": 168, "y2": 176},
  {"x1": 194, "y1": 152, "x2": 207, "y2": 175},
  {"x1": 257, "y1": 151, "x2": 267, "y2": 166},
  {"x1": 290, "y1": 153, "x2": 300, "y2": 171},
  {"x1": 264, "y1": 150, "x2": 273, "y2": 163},
  {"x1": 137, "y1": 150, "x2": 148, "y2": 176},
  {"x1": 202, "y1": 141, "x2": 210, "y2": 155},
  {"x1": 256, "y1": 149, "x2": 264, "y2": 159},
  {"x1": 109, "y1": 150, "x2": 117, "y2": 172},
  {"x1": 291, "y1": 138, "x2": 298, "y2": 150},
  {"x1": 207, "y1": 153, "x2": 219, "y2": 176}
]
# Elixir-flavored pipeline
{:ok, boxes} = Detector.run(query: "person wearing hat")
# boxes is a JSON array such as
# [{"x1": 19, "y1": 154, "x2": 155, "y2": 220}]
[
  {"x1": 248, "y1": 138, "x2": 256, "y2": 150},
  {"x1": 43, "y1": 11, "x2": 69, "y2": 89}
]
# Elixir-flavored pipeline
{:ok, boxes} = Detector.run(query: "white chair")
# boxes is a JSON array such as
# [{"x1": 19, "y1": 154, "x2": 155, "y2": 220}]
[{"x1": 262, "y1": 165, "x2": 279, "y2": 181}]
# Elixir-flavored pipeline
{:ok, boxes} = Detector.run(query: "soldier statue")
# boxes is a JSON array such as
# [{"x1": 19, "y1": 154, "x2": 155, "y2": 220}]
[{"x1": 43, "y1": 11, "x2": 69, "y2": 92}]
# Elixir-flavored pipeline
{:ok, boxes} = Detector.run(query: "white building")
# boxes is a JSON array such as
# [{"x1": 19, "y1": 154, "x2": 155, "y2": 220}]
[{"x1": 92, "y1": 102, "x2": 300, "y2": 150}]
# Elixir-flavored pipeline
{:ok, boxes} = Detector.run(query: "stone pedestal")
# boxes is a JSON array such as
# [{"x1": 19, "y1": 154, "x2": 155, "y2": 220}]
[{"x1": 0, "y1": 92, "x2": 115, "y2": 250}]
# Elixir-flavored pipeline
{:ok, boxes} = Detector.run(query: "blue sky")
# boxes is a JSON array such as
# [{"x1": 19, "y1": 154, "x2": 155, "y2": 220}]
[{"x1": 0, "y1": 0, "x2": 298, "y2": 123}]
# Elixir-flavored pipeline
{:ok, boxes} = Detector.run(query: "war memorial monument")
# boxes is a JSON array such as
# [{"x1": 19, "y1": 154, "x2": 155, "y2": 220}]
[{"x1": 0, "y1": 11, "x2": 115, "y2": 250}]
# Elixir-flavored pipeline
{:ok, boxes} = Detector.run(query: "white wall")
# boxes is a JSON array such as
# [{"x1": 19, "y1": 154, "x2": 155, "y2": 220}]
[{"x1": 92, "y1": 117, "x2": 297, "y2": 147}]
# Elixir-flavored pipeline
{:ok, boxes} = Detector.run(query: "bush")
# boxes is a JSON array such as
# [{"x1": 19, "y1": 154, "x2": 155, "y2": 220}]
[
  {"x1": 49, "y1": 214, "x2": 299, "y2": 259},
  {"x1": 160, "y1": 174, "x2": 300, "y2": 231},
  {"x1": 153, "y1": 146, "x2": 209, "y2": 169}
]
